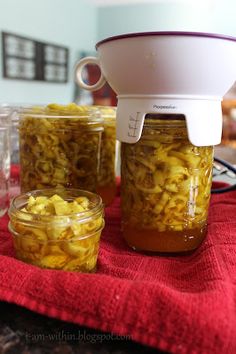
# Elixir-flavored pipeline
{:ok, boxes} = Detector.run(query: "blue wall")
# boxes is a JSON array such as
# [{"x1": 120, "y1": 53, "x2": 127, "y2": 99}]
[
  {"x1": 96, "y1": 0, "x2": 236, "y2": 98},
  {"x1": 97, "y1": 1, "x2": 236, "y2": 40},
  {"x1": 0, "y1": 0, "x2": 97, "y2": 104}
]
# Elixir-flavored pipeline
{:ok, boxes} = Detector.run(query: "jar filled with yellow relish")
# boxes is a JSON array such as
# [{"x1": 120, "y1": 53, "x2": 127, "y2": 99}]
[
  {"x1": 8, "y1": 188, "x2": 104, "y2": 272},
  {"x1": 96, "y1": 106, "x2": 118, "y2": 205},
  {"x1": 18, "y1": 103, "x2": 104, "y2": 193},
  {"x1": 121, "y1": 115, "x2": 213, "y2": 253}
]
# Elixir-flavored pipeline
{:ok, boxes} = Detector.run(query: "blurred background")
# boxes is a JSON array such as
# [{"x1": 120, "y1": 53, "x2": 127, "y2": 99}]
[{"x1": 1, "y1": 0, "x2": 236, "y2": 154}]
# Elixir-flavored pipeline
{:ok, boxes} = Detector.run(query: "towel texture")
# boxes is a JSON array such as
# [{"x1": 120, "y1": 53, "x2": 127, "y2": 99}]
[{"x1": 0, "y1": 180, "x2": 235, "y2": 354}]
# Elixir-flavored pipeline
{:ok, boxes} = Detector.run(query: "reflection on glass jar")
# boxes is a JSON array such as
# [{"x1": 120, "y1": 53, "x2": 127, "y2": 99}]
[
  {"x1": 96, "y1": 106, "x2": 118, "y2": 206},
  {"x1": 121, "y1": 115, "x2": 213, "y2": 253},
  {"x1": 18, "y1": 104, "x2": 104, "y2": 193},
  {"x1": 0, "y1": 108, "x2": 10, "y2": 217}
]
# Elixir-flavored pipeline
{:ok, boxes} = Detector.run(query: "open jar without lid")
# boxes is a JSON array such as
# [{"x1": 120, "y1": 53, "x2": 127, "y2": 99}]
[
  {"x1": 18, "y1": 104, "x2": 104, "y2": 193},
  {"x1": 121, "y1": 114, "x2": 213, "y2": 253},
  {"x1": 8, "y1": 188, "x2": 105, "y2": 272},
  {"x1": 0, "y1": 107, "x2": 11, "y2": 217}
]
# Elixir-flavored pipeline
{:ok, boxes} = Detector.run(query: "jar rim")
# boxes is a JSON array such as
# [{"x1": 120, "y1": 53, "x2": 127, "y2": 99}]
[
  {"x1": 18, "y1": 109, "x2": 104, "y2": 132},
  {"x1": 144, "y1": 114, "x2": 187, "y2": 129},
  {"x1": 18, "y1": 105, "x2": 104, "y2": 123},
  {"x1": 0, "y1": 107, "x2": 12, "y2": 117},
  {"x1": 9, "y1": 188, "x2": 104, "y2": 226}
]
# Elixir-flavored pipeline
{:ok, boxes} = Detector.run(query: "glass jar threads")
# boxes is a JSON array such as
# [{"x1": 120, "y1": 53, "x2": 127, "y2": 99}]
[
  {"x1": 18, "y1": 103, "x2": 104, "y2": 193},
  {"x1": 8, "y1": 188, "x2": 104, "y2": 272},
  {"x1": 121, "y1": 115, "x2": 213, "y2": 253}
]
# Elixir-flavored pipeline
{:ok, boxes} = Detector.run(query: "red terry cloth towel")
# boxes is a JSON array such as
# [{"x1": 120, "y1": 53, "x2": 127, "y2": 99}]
[
  {"x1": 0, "y1": 181, "x2": 236, "y2": 354},
  {"x1": 10, "y1": 164, "x2": 20, "y2": 183}
]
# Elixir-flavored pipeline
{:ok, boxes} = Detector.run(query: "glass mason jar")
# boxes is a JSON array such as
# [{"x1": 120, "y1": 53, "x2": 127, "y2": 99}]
[
  {"x1": 121, "y1": 115, "x2": 213, "y2": 253},
  {"x1": 0, "y1": 104, "x2": 20, "y2": 164},
  {"x1": 96, "y1": 106, "x2": 118, "y2": 206},
  {"x1": 18, "y1": 104, "x2": 104, "y2": 193},
  {"x1": 8, "y1": 188, "x2": 104, "y2": 272},
  {"x1": 0, "y1": 107, "x2": 11, "y2": 217}
]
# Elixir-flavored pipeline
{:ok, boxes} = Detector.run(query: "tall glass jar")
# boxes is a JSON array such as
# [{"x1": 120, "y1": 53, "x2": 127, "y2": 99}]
[
  {"x1": 0, "y1": 107, "x2": 11, "y2": 216},
  {"x1": 96, "y1": 106, "x2": 118, "y2": 206},
  {"x1": 18, "y1": 104, "x2": 104, "y2": 193},
  {"x1": 121, "y1": 115, "x2": 213, "y2": 253}
]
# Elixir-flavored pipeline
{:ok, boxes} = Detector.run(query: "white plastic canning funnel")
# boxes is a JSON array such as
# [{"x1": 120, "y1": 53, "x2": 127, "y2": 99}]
[{"x1": 75, "y1": 32, "x2": 236, "y2": 146}]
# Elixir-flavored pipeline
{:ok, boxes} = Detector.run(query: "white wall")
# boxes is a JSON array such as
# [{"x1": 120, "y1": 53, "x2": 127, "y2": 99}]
[{"x1": 0, "y1": 0, "x2": 97, "y2": 104}]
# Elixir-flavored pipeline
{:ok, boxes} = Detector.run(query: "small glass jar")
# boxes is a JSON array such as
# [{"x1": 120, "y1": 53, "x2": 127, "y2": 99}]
[
  {"x1": 121, "y1": 115, "x2": 213, "y2": 253},
  {"x1": 8, "y1": 188, "x2": 104, "y2": 272},
  {"x1": 96, "y1": 106, "x2": 118, "y2": 205},
  {"x1": 18, "y1": 104, "x2": 104, "y2": 193}
]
